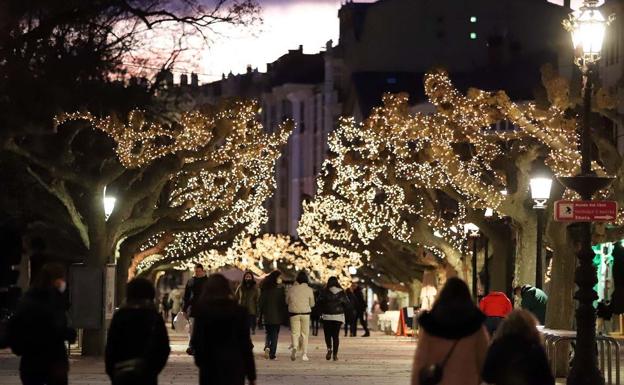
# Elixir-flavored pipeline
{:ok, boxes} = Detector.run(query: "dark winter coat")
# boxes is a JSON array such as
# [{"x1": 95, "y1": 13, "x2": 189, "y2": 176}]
[
  {"x1": 258, "y1": 286, "x2": 287, "y2": 325},
  {"x1": 353, "y1": 286, "x2": 367, "y2": 313},
  {"x1": 183, "y1": 275, "x2": 208, "y2": 316},
  {"x1": 317, "y1": 287, "x2": 352, "y2": 315},
  {"x1": 235, "y1": 282, "x2": 259, "y2": 316},
  {"x1": 519, "y1": 285, "x2": 548, "y2": 324},
  {"x1": 192, "y1": 299, "x2": 256, "y2": 385},
  {"x1": 482, "y1": 335, "x2": 554, "y2": 385},
  {"x1": 105, "y1": 302, "x2": 170, "y2": 385},
  {"x1": 8, "y1": 288, "x2": 76, "y2": 370}
]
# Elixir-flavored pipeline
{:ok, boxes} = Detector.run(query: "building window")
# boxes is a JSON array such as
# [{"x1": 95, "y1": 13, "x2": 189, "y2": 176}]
[{"x1": 470, "y1": 32, "x2": 477, "y2": 40}]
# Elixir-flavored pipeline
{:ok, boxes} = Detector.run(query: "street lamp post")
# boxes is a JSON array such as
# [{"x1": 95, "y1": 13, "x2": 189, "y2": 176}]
[
  {"x1": 562, "y1": 3, "x2": 614, "y2": 384},
  {"x1": 530, "y1": 176, "x2": 552, "y2": 289},
  {"x1": 465, "y1": 223, "x2": 480, "y2": 301}
]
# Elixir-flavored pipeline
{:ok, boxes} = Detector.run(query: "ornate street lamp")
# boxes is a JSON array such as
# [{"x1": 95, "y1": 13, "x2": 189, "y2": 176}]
[
  {"x1": 530, "y1": 175, "x2": 552, "y2": 289},
  {"x1": 464, "y1": 223, "x2": 480, "y2": 301},
  {"x1": 562, "y1": 2, "x2": 614, "y2": 384}
]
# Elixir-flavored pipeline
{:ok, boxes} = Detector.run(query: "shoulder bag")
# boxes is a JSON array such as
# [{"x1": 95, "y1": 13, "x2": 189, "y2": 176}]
[{"x1": 418, "y1": 339, "x2": 460, "y2": 385}]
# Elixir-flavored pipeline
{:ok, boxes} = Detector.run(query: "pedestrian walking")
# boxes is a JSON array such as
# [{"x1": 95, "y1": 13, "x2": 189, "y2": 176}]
[
  {"x1": 160, "y1": 293, "x2": 172, "y2": 321},
  {"x1": 105, "y1": 278, "x2": 170, "y2": 385},
  {"x1": 514, "y1": 285, "x2": 548, "y2": 324},
  {"x1": 258, "y1": 270, "x2": 287, "y2": 360},
  {"x1": 191, "y1": 274, "x2": 256, "y2": 385},
  {"x1": 8, "y1": 263, "x2": 76, "y2": 385},
  {"x1": 235, "y1": 271, "x2": 260, "y2": 335},
  {"x1": 169, "y1": 287, "x2": 183, "y2": 330},
  {"x1": 286, "y1": 271, "x2": 315, "y2": 361},
  {"x1": 481, "y1": 310, "x2": 554, "y2": 385},
  {"x1": 317, "y1": 276, "x2": 352, "y2": 361},
  {"x1": 343, "y1": 287, "x2": 357, "y2": 337},
  {"x1": 479, "y1": 291, "x2": 513, "y2": 336},
  {"x1": 182, "y1": 264, "x2": 208, "y2": 355},
  {"x1": 310, "y1": 288, "x2": 321, "y2": 336},
  {"x1": 411, "y1": 277, "x2": 489, "y2": 385},
  {"x1": 351, "y1": 282, "x2": 370, "y2": 337}
]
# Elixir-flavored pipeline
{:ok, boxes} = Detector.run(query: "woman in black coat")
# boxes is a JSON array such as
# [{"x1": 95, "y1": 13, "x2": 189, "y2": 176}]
[
  {"x1": 105, "y1": 278, "x2": 170, "y2": 385},
  {"x1": 192, "y1": 274, "x2": 256, "y2": 385},
  {"x1": 482, "y1": 309, "x2": 554, "y2": 385},
  {"x1": 8, "y1": 263, "x2": 76, "y2": 385}
]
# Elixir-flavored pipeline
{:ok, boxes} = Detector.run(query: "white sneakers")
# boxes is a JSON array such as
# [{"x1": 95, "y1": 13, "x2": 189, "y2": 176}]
[{"x1": 302, "y1": 354, "x2": 309, "y2": 361}]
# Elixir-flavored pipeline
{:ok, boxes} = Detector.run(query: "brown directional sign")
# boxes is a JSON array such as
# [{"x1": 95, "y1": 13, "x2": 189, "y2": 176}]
[{"x1": 554, "y1": 200, "x2": 618, "y2": 222}]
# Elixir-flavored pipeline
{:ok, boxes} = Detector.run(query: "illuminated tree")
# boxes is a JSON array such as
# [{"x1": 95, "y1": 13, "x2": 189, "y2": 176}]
[
  {"x1": 139, "y1": 233, "x2": 357, "y2": 286},
  {"x1": 301, "y1": 66, "x2": 624, "y2": 343},
  {"x1": 2, "y1": 99, "x2": 289, "y2": 354}
]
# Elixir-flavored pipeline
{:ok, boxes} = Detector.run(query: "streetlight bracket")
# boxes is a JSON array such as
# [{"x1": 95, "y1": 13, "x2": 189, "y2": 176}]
[{"x1": 533, "y1": 199, "x2": 548, "y2": 209}]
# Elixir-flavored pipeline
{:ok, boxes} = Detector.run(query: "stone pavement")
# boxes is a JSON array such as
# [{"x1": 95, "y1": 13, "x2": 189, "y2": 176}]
[
  {"x1": 0, "y1": 329, "x2": 416, "y2": 385},
  {"x1": 0, "y1": 328, "x2": 614, "y2": 384}
]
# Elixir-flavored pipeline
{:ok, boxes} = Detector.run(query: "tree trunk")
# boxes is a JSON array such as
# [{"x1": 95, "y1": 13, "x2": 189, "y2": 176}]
[
  {"x1": 81, "y1": 227, "x2": 115, "y2": 356},
  {"x1": 546, "y1": 221, "x2": 576, "y2": 377},
  {"x1": 514, "y1": 217, "x2": 538, "y2": 288},
  {"x1": 408, "y1": 279, "x2": 422, "y2": 307}
]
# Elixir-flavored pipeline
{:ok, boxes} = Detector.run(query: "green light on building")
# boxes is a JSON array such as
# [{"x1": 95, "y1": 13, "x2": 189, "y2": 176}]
[
  {"x1": 470, "y1": 16, "x2": 477, "y2": 23},
  {"x1": 470, "y1": 32, "x2": 477, "y2": 40}
]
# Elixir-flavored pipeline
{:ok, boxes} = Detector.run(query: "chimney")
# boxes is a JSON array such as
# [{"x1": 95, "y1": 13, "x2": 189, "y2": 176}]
[
  {"x1": 299, "y1": 44, "x2": 303, "y2": 52},
  {"x1": 563, "y1": 0, "x2": 571, "y2": 9},
  {"x1": 247, "y1": 64, "x2": 252, "y2": 74},
  {"x1": 191, "y1": 73, "x2": 199, "y2": 87},
  {"x1": 180, "y1": 73, "x2": 188, "y2": 86}
]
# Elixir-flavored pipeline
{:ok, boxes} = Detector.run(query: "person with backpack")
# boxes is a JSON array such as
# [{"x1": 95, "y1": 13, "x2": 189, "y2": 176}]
[
  {"x1": 258, "y1": 270, "x2": 287, "y2": 360},
  {"x1": 411, "y1": 277, "x2": 489, "y2": 385},
  {"x1": 8, "y1": 263, "x2": 76, "y2": 385},
  {"x1": 482, "y1": 310, "x2": 554, "y2": 385},
  {"x1": 235, "y1": 271, "x2": 260, "y2": 335},
  {"x1": 192, "y1": 274, "x2": 256, "y2": 385},
  {"x1": 286, "y1": 271, "x2": 315, "y2": 361},
  {"x1": 317, "y1": 276, "x2": 352, "y2": 361},
  {"x1": 105, "y1": 278, "x2": 170, "y2": 385}
]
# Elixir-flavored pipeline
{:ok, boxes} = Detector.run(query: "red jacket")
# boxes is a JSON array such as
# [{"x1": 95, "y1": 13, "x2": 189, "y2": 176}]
[{"x1": 479, "y1": 292, "x2": 512, "y2": 318}]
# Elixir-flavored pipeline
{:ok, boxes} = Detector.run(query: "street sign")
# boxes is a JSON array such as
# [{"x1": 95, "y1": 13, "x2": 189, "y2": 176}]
[{"x1": 554, "y1": 200, "x2": 618, "y2": 222}]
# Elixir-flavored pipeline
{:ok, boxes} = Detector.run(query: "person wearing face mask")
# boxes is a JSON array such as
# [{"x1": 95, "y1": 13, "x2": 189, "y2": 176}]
[
  {"x1": 258, "y1": 270, "x2": 287, "y2": 360},
  {"x1": 8, "y1": 263, "x2": 77, "y2": 385},
  {"x1": 235, "y1": 271, "x2": 260, "y2": 335}
]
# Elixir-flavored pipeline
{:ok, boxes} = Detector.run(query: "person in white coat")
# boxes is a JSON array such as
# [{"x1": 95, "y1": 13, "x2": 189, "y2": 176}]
[{"x1": 286, "y1": 271, "x2": 315, "y2": 361}]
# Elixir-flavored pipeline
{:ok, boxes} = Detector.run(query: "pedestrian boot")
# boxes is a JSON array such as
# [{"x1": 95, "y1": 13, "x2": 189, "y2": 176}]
[
  {"x1": 264, "y1": 347, "x2": 270, "y2": 360},
  {"x1": 362, "y1": 332, "x2": 370, "y2": 337},
  {"x1": 290, "y1": 348, "x2": 297, "y2": 361},
  {"x1": 326, "y1": 348, "x2": 332, "y2": 361},
  {"x1": 333, "y1": 354, "x2": 338, "y2": 361}
]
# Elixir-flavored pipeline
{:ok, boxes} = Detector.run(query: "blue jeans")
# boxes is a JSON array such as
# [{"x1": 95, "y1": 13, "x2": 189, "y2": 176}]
[{"x1": 264, "y1": 324, "x2": 280, "y2": 359}]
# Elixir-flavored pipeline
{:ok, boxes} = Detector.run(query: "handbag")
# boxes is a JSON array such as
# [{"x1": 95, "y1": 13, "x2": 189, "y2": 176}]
[
  {"x1": 418, "y1": 339, "x2": 459, "y2": 385},
  {"x1": 112, "y1": 313, "x2": 158, "y2": 385}
]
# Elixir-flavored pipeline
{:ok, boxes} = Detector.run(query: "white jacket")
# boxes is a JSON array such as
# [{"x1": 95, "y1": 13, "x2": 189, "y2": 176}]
[{"x1": 286, "y1": 282, "x2": 315, "y2": 314}]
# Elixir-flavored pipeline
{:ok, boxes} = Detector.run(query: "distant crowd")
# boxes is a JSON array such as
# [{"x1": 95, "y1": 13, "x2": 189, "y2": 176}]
[{"x1": 5, "y1": 262, "x2": 559, "y2": 385}]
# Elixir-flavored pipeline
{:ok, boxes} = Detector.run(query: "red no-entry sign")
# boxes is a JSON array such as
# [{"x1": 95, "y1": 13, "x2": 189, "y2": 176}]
[{"x1": 554, "y1": 200, "x2": 618, "y2": 222}]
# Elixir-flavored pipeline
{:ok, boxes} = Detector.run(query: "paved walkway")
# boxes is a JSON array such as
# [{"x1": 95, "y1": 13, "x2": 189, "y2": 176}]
[
  {"x1": 0, "y1": 328, "x2": 615, "y2": 384},
  {"x1": 0, "y1": 329, "x2": 416, "y2": 385}
]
